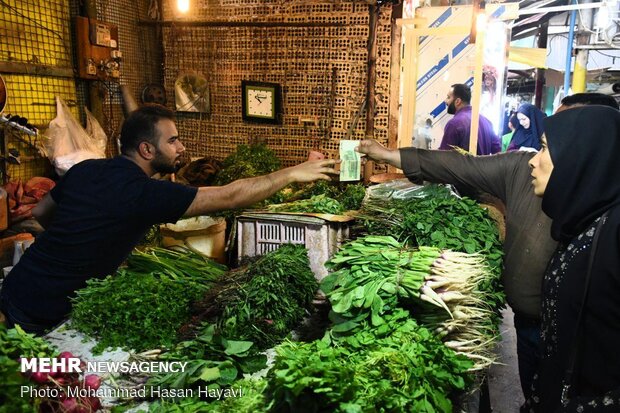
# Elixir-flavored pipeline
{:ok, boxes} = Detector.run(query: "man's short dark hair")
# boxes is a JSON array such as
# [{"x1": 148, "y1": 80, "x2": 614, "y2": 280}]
[
  {"x1": 561, "y1": 92, "x2": 619, "y2": 110},
  {"x1": 120, "y1": 104, "x2": 175, "y2": 155},
  {"x1": 451, "y1": 83, "x2": 471, "y2": 104}
]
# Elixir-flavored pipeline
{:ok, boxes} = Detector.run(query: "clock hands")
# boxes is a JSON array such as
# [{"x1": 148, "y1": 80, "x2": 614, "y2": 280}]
[{"x1": 254, "y1": 94, "x2": 268, "y2": 104}]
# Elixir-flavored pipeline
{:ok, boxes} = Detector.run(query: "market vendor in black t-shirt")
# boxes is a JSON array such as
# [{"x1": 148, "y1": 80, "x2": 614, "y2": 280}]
[{"x1": 0, "y1": 104, "x2": 337, "y2": 334}]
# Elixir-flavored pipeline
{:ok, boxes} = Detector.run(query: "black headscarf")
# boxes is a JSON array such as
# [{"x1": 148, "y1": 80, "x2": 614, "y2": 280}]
[
  {"x1": 508, "y1": 103, "x2": 546, "y2": 150},
  {"x1": 542, "y1": 105, "x2": 620, "y2": 242}
]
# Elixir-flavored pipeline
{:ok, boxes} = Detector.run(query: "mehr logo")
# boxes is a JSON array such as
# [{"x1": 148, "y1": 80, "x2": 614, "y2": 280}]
[{"x1": 21, "y1": 352, "x2": 83, "y2": 374}]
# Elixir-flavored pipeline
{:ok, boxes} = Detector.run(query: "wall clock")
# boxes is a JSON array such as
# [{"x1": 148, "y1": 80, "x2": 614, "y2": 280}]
[{"x1": 241, "y1": 81, "x2": 282, "y2": 124}]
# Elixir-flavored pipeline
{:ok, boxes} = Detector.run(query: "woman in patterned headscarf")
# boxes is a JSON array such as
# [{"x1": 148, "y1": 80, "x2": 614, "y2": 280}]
[{"x1": 523, "y1": 105, "x2": 620, "y2": 412}]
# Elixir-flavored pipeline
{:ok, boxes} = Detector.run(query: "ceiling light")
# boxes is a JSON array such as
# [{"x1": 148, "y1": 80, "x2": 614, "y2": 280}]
[{"x1": 177, "y1": 0, "x2": 190, "y2": 14}]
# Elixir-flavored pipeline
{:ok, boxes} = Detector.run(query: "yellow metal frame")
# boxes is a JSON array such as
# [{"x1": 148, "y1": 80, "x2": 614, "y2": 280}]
[{"x1": 398, "y1": 19, "x2": 480, "y2": 151}]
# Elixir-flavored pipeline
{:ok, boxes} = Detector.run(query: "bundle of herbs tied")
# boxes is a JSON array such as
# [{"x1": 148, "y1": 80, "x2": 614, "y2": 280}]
[
  {"x1": 188, "y1": 244, "x2": 318, "y2": 349},
  {"x1": 148, "y1": 245, "x2": 318, "y2": 396},
  {"x1": 357, "y1": 184, "x2": 505, "y2": 314},
  {"x1": 212, "y1": 143, "x2": 286, "y2": 206},
  {"x1": 322, "y1": 235, "x2": 500, "y2": 371},
  {"x1": 70, "y1": 247, "x2": 227, "y2": 354},
  {"x1": 210, "y1": 142, "x2": 290, "y2": 224},
  {"x1": 213, "y1": 143, "x2": 281, "y2": 187}
]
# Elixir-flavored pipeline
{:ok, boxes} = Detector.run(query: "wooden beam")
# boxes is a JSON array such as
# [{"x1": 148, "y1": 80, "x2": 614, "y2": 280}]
[
  {"x1": 469, "y1": 14, "x2": 485, "y2": 154},
  {"x1": 138, "y1": 20, "x2": 347, "y2": 28},
  {"x1": 387, "y1": 2, "x2": 402, "y2": 173},
  {"x1": 364, "y1": 4, "x2": 379, "y2": 182}
]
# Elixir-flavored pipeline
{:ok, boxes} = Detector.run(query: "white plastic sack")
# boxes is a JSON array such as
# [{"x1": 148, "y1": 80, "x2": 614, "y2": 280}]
[
  {"x1": 44, "y1": 97, "x2": 107, "y2": 176},
  {"x1": 84, "y1": 107, "x2": 108, "y2": 155}
]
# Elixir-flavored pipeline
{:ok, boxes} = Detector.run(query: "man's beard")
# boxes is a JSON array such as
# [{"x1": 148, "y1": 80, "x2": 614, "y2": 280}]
[
  {"x1": 152, "y1": 150, "x2": 178, "y2": 174},
  {"x1": 447, "y1": 101, "x2": 457, "y2": 115}
]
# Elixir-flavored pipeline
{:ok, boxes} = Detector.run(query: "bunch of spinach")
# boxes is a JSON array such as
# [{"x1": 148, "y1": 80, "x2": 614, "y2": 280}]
[
  {"x1": 358, "y1": 193, "x2": 505, "y2": 313},
  {"x1": 321, "y1": 236, "x2": 446, "y2": 334},
  {"x1": 148, "y1": 324, "x2": 266, "y2": 393},
  {"x1": 323, "y1": 235, "x2": 502, "y2": 371},
  {"x1": 267, "y1": 309, "x2": 472, "y2": 413}
]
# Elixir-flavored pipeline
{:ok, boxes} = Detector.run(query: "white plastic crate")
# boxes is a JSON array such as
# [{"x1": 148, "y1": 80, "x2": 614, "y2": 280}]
[{"x1": 236, "y1": 212, "x2": 352, "y2": 280}]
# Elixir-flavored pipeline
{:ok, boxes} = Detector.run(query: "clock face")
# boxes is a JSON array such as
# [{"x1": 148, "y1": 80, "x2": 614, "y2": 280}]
[
  {"x1": 247, "y1": 87, "x2": 274, "y2": 118},
  {"x1": 241, "y1": 81, "x2": 282, "y2": 124}
]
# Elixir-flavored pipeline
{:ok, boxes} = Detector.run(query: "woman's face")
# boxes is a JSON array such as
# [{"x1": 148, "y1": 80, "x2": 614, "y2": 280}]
[
  {"x1": 517, "y1": 112, "x2": 531, "y2": 129},
  {"x1": 528, "y1": 134, "x2": 554, "y2": 197}
]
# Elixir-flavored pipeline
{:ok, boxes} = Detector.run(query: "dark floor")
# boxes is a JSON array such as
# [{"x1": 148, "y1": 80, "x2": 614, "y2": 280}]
[{"x1": 488, "y1": 306, "x2": 524, "y2": 413}]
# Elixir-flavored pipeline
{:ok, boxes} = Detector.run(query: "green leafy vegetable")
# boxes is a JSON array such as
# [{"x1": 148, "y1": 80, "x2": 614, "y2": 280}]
[
  {"x1": 0, "y1": 325, "x2": 57, "y2": 413},
  {"x1": 71, "y1": 247, "x2": 226, "y2": 353},
  {"x1": 266, "y1": 309, "x2": 472, "y2": 413},
  {"x1": 357, "y1": 188, "x2": 505, "y2": 313},
  {"x1": 213, "y1": 244, "x2": 318, "y2": 349},
  {"x1": 213, "y1": 143, "x2": 281, "y2": 186},
  {"x1": 267, "y1": 194, "x2": 345, "y2": 214}
]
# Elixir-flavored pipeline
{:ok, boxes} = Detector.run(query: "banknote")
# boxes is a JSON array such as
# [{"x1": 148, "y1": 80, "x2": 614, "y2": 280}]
[{"x1": 339, "y1": 140, "x2": 361, "y2": 181}]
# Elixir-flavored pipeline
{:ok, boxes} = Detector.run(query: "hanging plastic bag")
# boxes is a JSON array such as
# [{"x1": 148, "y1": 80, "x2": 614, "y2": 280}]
[
  {"x1": 365, "y1": 181, "x2": 460, "y2": 202},
  {"x1": 43, "y1": 97, "x2": 107, "y2": 176},
  {"x1": 84, "y1": 107, "x2": 108, "y2": 156}
]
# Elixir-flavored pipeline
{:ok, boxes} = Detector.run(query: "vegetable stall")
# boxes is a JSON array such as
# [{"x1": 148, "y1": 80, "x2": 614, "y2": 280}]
[{"x1": 1, "y1": 145, "x2": 506, "y2": 413}]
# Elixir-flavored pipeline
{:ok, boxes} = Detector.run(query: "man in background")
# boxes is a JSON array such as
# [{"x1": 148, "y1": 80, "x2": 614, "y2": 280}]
[
  {"x1": 440, "y1": 83, "x2": 501, "y2": 155},
  {"x1": 556, "y1": 91, "x2": 618, "y2": 112}
]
